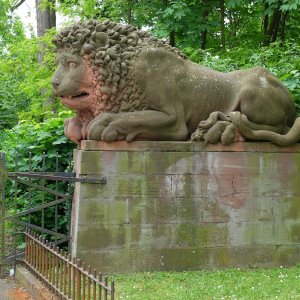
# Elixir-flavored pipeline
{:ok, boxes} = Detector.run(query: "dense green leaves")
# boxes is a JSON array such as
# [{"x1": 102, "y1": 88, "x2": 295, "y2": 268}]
[
  {"x1": 0, "y1": 0, "x2": 25, "y2": 52},
  {"x1": 0, "y1": 112, "x2": 75, "y2": 169},
  {"x1": 0, "y1": 0, "x2": 299, "y2": 156}
]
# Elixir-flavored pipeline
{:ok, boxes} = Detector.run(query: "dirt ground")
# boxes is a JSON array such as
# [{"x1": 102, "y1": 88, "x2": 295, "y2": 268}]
[{"x1": 0, "y1": 277, "x2": 34, "y2": 300}]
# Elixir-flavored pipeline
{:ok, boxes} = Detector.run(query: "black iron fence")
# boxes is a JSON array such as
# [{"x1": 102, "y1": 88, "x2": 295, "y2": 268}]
[
  {"x1": 24, "y1": 229, "x2": 115, "y2": 300},
  {"x1": 0, "y1": 151, "x2": 74, "y2": 275},
  {"x1": 0, "y1": 151, "x2": 115, "y2": 298}
]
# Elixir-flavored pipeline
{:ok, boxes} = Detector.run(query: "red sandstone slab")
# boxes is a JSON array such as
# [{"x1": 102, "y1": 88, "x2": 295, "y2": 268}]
[{"x1": 80, "y1": 140, "x2": 300, "y2": 153}]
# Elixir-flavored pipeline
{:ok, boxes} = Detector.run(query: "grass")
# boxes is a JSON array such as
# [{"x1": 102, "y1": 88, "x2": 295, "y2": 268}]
[{"x1": 112, "y1": 265, "x2": 300, "y2": 300}]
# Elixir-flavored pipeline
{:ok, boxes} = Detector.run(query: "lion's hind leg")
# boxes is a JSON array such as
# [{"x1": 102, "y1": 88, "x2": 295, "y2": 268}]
[
  {"x1": 230, "y1": 112, "x2": 300, "y2": 146},
  {"x1": 191, "y1": 111, "x2": 243, "y2": 144},
  {"x1": 64, "y1": 117, "x2": 83, "y2": 145},
  {"x1": 199, "y1": 111, "x2": 231, "y2": 129},
  {"x1": 191, "y1": 111, "x2": 230, "y2": 141}
]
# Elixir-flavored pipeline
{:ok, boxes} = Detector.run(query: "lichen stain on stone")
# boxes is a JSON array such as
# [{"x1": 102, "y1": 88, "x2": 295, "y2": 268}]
[
  {"x1": 285, "y1": 154, "x2": 300, "y2": 220},
  {"x1": 289, "y1": 223, "x2": 300, "y2": 243}
]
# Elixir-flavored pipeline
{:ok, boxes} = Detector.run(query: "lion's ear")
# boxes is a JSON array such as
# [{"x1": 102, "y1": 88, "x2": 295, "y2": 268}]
[{"x1": 94, "y1": 32, "x2": 108, "y2": 48}]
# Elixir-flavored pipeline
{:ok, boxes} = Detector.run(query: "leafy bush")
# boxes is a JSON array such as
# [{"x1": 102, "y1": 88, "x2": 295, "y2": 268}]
[
  {"x1": 0, "y1": 112, "x2": 76, "y2": 239},
  {"x1": 0, "y1": 28, "x2": 59, "y2": 128},
  {"x1": 184, "y1": 40, "x2": 300, "y2": 112},
  {"x1": 0, "y1": 111, "x2": 75, "y2": 171}
]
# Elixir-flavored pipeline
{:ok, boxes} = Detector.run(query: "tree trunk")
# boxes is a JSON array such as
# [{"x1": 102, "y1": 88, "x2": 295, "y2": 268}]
[
  {"x1": 270, "y1": 9, "x2": 281, "y2": 43},
  {"x1": 201, "y1": 29, "x2": 207, "y2": 50},
  {"x1": 36, "y1": 0, "x2": 56, "y2": 37},
  {"x1": 220, "y1": 0, "x2": 226, "y2": 50},
  {"x1": 127, "y1": 0, "x2": 133, "y2": 24},
  {"x1": 200, "y1": 9, "x2": 209, "y2": 50},
  {"x1": 262, "y1": 1, "x2": 282, "y2": 46},
  {"x1": 280, "y1": 11, "x2": 288, "y2": 46},
  {"x1": 169, "y1": 30, "x2": 175, "y2": 47},
  {"x1": 262, "y1": 3, "x2": 269, "y2": 43},
  {"x1": 35, "y1": 0, "x2": 56, "y2": 114},
  {"x1": 228, "y1": 10, "x2": 237, "y2": 38}
]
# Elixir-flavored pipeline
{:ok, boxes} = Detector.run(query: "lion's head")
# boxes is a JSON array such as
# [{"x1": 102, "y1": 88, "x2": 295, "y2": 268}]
[{"x1": 52, "y1": 20, "x2": 185, "y2": 122}]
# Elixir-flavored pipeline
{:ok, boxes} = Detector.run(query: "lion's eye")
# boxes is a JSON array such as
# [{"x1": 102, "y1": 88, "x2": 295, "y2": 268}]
[{"x1": 68, "y1": 61, "x2": 77, "y2": 68}]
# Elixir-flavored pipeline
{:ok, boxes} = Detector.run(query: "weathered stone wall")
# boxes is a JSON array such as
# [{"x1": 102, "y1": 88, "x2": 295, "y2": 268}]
[{"x1": 72, "y1": 141, "x2": 300, "y2": 273}]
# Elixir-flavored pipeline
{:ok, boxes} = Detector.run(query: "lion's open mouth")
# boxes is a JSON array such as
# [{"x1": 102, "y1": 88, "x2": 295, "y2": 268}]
[{"x1": 61, "y1": 91, "x2": 90, "y2": 101}]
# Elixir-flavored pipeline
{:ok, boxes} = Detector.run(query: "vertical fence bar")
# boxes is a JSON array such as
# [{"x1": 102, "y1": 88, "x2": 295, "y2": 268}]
[
  {"x1": 41, "y1": 237, "x2": 44, "y2": 275},
  {"x1": 45, "y1": 240, "x2": 49, "y2": 279},
  {"x1": 37, "y1": 236, "x2": 41, "y2": 274},
  {"x1": 64, "y1": 252, "x2": 67, "y2": 297},
  {"x1": 41, "y1": 152, "x2": 46, "y2": 229},
  {"x1": 42, "y1": 237, "x2": 46, "y2": 277},
  {"x1": 88, "y1": 266, "x2": 91, "y2": 300},
  {"x1": 30, "y1": 231, "x2": 34, "y2": 267},
  {"x1": 23, "y1": 232, "x2": 115, "y2": 300},
  {"x1": 55, "y1": 153, "x2": 59, "y2": 243},
  {"x1": 98, "y1": 273, "x2": 102, "y2": 300},
  {"x1": 73, "y1": 257, "x2": 76, "y2": 300},
  {"x1": 68, "y1": 254, "x2": 72, "y2": 299},
  {"x1": 104, "y1": 276, "x2": 108, "y2": 300},
  {"x1": 82, "y1": 262, "x2": 86, "y2": 300},
  {"x1": 77, "y1": 259, "x2": 82, "y2": 300},
  {"x1": 39, "y1": 236, "x2": 42, "y2": 274},
  {"x1": 35, "y1": 233, "x2": 39, "y2": 271},
  {"x1": 55, "y1": 247, "x2": 59, "y2": 290},
  {"x1": 0, "y1": 153, "x2": 6, "y2": 277},
  {"x1": 51, "y1": 243, "x2": 55, "y2": 286},
  {"x1": 111, "y1": 282, "x2": 115, "y2": 300},
  {"x1": 40, "y1": 236, "x2": 43, "y2": 274},
  {"x1": 28, "y1": 152, "x2": 32, "y2": 224},
  {"x1": 93, "y1": 269, "x2": 97, "y2": 300},
  {"x1": 13, "y1": 153, "x2": 19, "y2": 276},
  {"x1": 24, "y1": 230, "x2": 28, "y2": 261},
  {"x1": 34, "y1": 234, "x2": 37, "y2": 269},
  {"x1": 59, "y1": 249, "x2": 63, "y2": 292},
  {"x1": 48, "y1": 243, "x2": 52, "y2": 283},
  {"x1": 67, "y1": 153, "x2": 73, "y2": 253}
]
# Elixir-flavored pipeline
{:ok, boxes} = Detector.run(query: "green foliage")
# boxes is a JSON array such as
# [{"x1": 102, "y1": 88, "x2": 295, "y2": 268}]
[
  {"x1": 0, "y1": 111, "x2": 75, "y2": 170},
  {"x1": 0, "y1": 0, "x2": 298, "y2": 138},
  {"x1": 0, "y1": 71, "x2": 29, "y2": 129},
  {"x1": 0, "y1": 27, "x2": 61, "y2": 128},
  {"x1": 8, "y1": 29, "x2": 58, "y2": 117},
  {"x1": 184, "y1": 40, "x2": 300, "y2": 112},
  {"x1": 0, "y1": 0, "x2": 25, "y2": 52},
  {"x1": 114, "y1": 266, "x2": 300, "y2": 299},
  {"x1": 0, "y1": 112, "x2": 75, "y2": 238}
]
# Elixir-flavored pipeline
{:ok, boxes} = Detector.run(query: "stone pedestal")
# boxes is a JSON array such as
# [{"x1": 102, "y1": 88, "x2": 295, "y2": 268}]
[{"x1": 72, "y1": 141, "x2": 300, "y2": 273}]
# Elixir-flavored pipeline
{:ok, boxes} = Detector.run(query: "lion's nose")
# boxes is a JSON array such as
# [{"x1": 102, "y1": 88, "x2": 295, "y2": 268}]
[
  {"x1": 52, "y1": 76, "x2": 61, "y2": 96},
  {"x1": 52, "y1": 76, "x2": 60, "y2": 88}
]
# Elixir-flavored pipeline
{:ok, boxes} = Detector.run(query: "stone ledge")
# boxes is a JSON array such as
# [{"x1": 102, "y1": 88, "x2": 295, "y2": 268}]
[
  {"x1": 79, "y1": 140, "x2": 300, "y2": 153},
  {"x1": 15, "y1": 266, "x2": 58, "y2": 300},
  {"x1": 72, "y1": 144, "x2": 300, "y2": 272}
]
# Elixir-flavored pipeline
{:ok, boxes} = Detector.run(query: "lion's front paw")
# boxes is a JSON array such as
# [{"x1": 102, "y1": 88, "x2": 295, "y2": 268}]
[
  {"x1": 87, "y1": 113, "x2": 126, "y2": 142},
  {"x1": 87, "y1": 113, "x2": 112, "y2": 141},
  {"x1": 191, "y1": 128, "x2": 206, "y2": 141},
  {"x1": 87, "y1": 122, "x2": 105, "y2": 140},
  {"x1": 101, "y1": 125, "x2": 125, "y2": 141},
  {"x1": 64, "y1": 117, "x2": 83, "y2": 145}
]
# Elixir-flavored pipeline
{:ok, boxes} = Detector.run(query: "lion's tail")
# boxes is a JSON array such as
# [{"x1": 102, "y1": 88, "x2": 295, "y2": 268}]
[{"x1": 230, "y1": 112, "x2": 300, "y2": 147}]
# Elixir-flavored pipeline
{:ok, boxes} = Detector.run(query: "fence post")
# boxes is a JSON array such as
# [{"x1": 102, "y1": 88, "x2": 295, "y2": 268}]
[
  {"x1": 23, "y1": 231, "x2": 116, "y2": 299},
  {"x1": 0, "y1": 152, "x2": 7, "y2": 277}
]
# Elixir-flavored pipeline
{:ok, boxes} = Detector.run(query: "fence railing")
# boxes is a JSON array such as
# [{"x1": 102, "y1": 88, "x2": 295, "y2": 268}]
[
  {"x1": 0, "y1": 151, "x2": 74, "y2": 276},
  {"x1": 24, "y1": 229, "x2": 115, "y2": 300}
]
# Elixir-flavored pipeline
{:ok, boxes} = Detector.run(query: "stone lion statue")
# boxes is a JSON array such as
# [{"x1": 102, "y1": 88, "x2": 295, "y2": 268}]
[{"x1": 52, "y1": 20, "x2": 300, "y2": 146}]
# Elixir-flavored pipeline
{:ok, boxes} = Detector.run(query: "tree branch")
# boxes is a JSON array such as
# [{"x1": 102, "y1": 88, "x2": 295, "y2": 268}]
[{"x1": 11, "y1": 0, "x2": 26, "y2": 11}]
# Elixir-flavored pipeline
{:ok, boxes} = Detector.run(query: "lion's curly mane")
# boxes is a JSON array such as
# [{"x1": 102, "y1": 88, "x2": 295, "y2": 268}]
[{"x1": 52, "y1": 20, "x2": 186, "y2": 120}]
